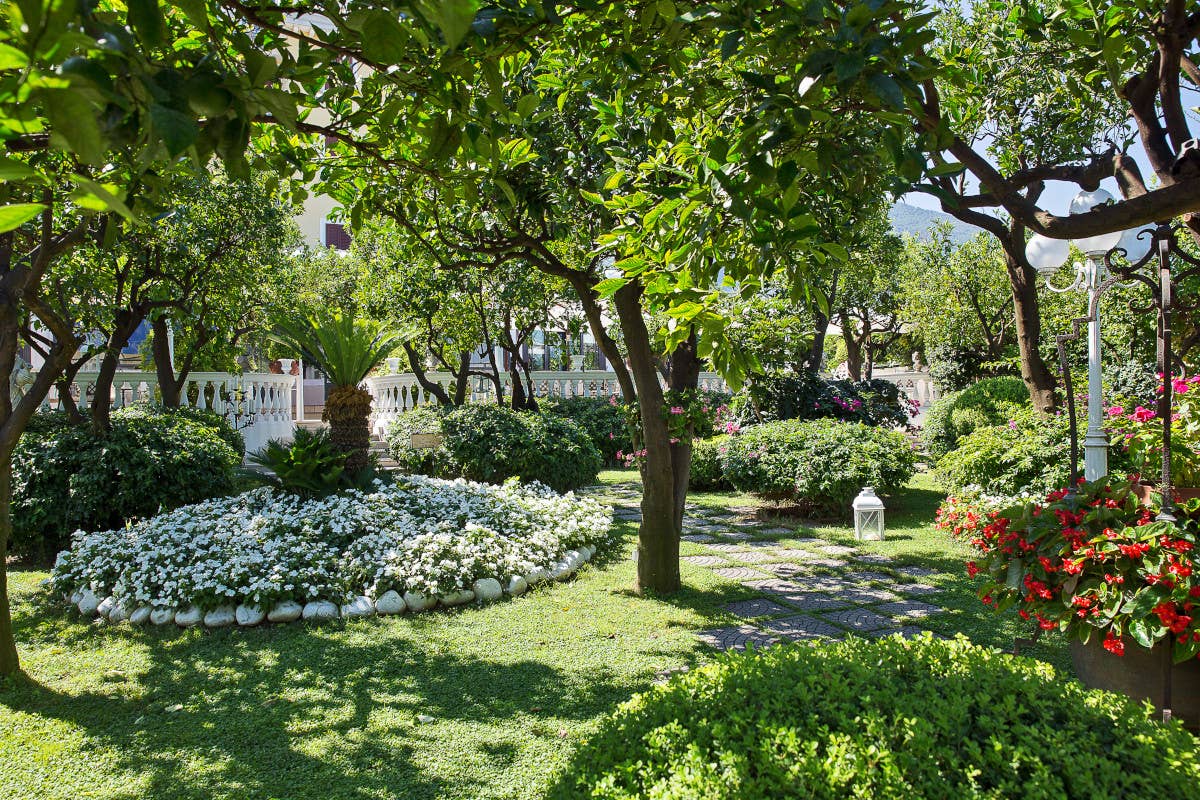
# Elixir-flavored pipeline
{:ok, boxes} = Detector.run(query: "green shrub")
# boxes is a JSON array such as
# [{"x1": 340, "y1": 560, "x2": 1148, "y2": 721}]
[
  {"x1": 1105, "y1": 359, "x2": 1159, "y2": 407},
  {"x1": 732, "y1": 370, "x2": 910, "y2": 428},
  {"x1": 921, "y1": 376, "x2": 1030, "y2": 459},
  {"x1": 934, "y1": 407, "x2": 1115, "y2": 497},
  {"x1": 549, "y1": 636, "x2": 1200, "y2": 800},
  {"x1": 250, "y1": 427, "x2": 379, "y2": 499},
  {"x1": 722, "y1": 419, "x2": 915, "y2": 511},
  {"x1": 689, "y1": 435, "x2": 731, "y2": 491},
  {"x1": 541, "y1": 396, "x2": 632, "y2": 465},
  {"x1": 169, "y1": 405, "x2": 246, "y2": 458},
  {"x1": 12, "y1": 405, "x2": 242, "y2": 557},
  {"x1": 386, "y1": 404, "x2": 602, "y2": 493}
]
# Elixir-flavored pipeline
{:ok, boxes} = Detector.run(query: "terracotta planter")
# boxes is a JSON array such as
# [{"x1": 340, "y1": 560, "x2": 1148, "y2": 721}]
[
  {"x1": 1071, "y1": 636, "x2": 1200, "y2": 728},
  {"x1": 1131, "y1": 482, "x2": 1200, "y2": 506}
]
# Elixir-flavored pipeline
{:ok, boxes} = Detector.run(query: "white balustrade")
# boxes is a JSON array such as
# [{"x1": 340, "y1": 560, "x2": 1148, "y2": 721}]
[
  {"x1": 364, "y1": 370, "x2": 731, "y2": 435},
  {"x1": 868, "y1": 366, "x2": 942, "y2": 424},
  {"x1": 39, "y1": 370, "x2": 300, "y2": 456}
]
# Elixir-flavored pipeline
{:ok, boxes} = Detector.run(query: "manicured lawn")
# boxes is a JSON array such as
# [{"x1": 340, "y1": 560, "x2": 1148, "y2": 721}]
[{"x1": 0, "y1": 469, "x2": 1066, "y2": 799}]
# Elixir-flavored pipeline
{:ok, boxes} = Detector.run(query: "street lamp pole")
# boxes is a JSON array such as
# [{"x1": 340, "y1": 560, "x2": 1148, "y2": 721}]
[{"x1": 1081, "y1": 254, "x2": 1108, "y2": 481}]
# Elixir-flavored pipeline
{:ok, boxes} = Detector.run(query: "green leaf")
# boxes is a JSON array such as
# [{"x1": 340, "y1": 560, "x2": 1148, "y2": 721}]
[
  {"x1": 127, "y1": 0, "x2": 165, "y2": 47},
  {"x1": 150, "y1": 103, "x2": 199, "y2": 156},
  {"x1": 43, "y1": 89, "x2": 104, "y2": 164},
  {"x1": 70, "y1": 176, "x2": 133, "y2": 218},
  {"x1": 0, "y1": 42, "x2": 28, "y2": 70},
  {"x1": 835, "y1": 52, "x2": 866, "y2": 82},
  {"x1": 866, "y1": 73, "x2": 904, "y2": 108},
  {"x1": 361, "y1": 10, "x2": 410, "y2": 63},
  {"x1": 0, "y1": 155, "x2": 42, "y2": 182},
  {"x1": 426, "y1": 0, "x2": 478, "y2": 50},
  {"x1": 0, "y1": 203, "x2": 45, "y2": 233}
]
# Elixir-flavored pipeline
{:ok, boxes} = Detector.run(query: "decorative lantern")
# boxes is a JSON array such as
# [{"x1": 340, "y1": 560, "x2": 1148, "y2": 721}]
[{"x1": 852, "y1": 487, "x2": 885, "y2": 541}]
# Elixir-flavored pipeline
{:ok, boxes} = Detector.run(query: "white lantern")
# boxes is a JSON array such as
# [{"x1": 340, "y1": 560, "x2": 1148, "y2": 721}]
[
  {"x1": 1025, "y1": 233, "x2": 1070, "y2": 275},
  {"x1": 1069, "y1": 188, "x2": 1123, "y2": 255},
  {"x1": 852, "y1": 487, "x2": 886, "y2": 541}
]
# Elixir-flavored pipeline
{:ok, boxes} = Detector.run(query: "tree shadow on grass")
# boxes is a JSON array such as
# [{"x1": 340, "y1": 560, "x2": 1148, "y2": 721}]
[{"x1": 1, "y1": 613, "x2": 635, "y2": 800}]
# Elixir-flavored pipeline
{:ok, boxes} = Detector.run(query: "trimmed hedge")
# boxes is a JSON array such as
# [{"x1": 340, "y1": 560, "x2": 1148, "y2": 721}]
[
  {"x1": 689, "y1": 435, "x2": 731, "y2": 491},
  {"x1": 921, "y1": 376, "x2": 1029, "y2": 459},
  {"x1": 722, "y1": 419, "x2": 915, "y2": 510},
  {"x1": 386, "y1": 404, "x2": 602, "y2": 493},
  {"x1": 13, "y1": 405, "x2": 243, "y2": 557},
  {"x1": 548, "y1": 636, "x2": 1200, "y2": 800}
]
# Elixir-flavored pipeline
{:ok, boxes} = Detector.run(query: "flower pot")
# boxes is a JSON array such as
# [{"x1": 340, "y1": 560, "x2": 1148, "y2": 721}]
[
  {"x1": 1070, "y1": 636, "x2": 1200, "y2": 728},
  {"x1": 1131, "y1": 482, "x2": 1200, "y2": 506}
]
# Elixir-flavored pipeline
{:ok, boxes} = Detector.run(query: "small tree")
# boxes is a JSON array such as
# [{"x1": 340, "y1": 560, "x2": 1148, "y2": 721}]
[{"x1": 270, "y1": 313, "x2": 401, "y2": 471}]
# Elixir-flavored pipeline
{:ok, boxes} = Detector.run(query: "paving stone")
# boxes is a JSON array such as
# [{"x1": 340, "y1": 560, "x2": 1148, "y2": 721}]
[
  {"x1": 774, "y1": 592, "x2": 855, "y2": 612},
  {"x1": 682, "y1": 533, "x2": 717, "y2": 543},
  {"x1": 763, "y1": 614, "x2": 845, "y2": 640},
  {"x1": 697, "y1": 625, "x2": 780, "y2": 651},
  {"x1": 840, "y1": 570, "x2": 894, "y2": 584},
  {"x1": 896, "y1": 565, "x2": 937, "y2": 577},
  {"x1": 723, "y1": 598, "x2": 791, "y2": 618},
  {"x1": 853, "y1": 553, "x2": 894, "y2": 565},
  {"x1": 707, "y1": 542, "x2": 750, "y2": 554},
  {"x1": 794, "y1": 573, "x2": 855, "y2": 593},
  {"x1": 712, "y1": 566, "x2": 769, "y2": 581},
  {"x1": 819, "y1": 608, "x2": 896, "y2": 634},
  {"x1": 742, "y1": 539, "x2": 782, "y2": 548},
  {"x1": 763, "y1": 562, "x2": 809, "y2": 579},
  {"x1": 896, "y1": 582, "x2": 941, "y2": 597},
  {"x1": 720, "y1": 531, "x2": 753, "y2": 541},
  {"x1": 875, "y1": 600, "x2": 944, "y2": 620},
  {"x1": 837, "y1": 586, "x2": 901, "y2": 604},
  {"x1": 815, "y1": 543, "x2": 857, "y2": 556},
  {"x1": 727, "y1": 549, "x2": 777, "y2": 564},
  {"x1": 682, "y1": 555, "x2": 727, "y2": 567},
  {"x1": 742, "y1": 578, "x2": 805, "y2": 595},
  {"x1": 864, "y1": 625, "x2": 929, "y2": 640},
  {"x1": 773, "y1": 548, "x2": 815, "y2": 560},
  {"x1": 760, "y1": 526, "x2": 795, "y2": 535}
]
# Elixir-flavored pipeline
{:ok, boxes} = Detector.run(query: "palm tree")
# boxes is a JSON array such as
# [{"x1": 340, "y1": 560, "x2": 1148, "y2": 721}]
[{"x1": 270, "y1": 312, "x2": 403, "y2": 472}]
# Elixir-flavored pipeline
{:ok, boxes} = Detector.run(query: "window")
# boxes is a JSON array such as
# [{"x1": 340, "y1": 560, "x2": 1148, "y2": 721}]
[{"x1": 324, "y1": 221, "x2": 351, "y2": 250}]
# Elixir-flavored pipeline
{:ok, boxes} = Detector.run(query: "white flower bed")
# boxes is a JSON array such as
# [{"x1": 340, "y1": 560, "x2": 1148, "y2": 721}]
[{"x1": 50, "y1": 475, "x2": 612, "y2": 628}]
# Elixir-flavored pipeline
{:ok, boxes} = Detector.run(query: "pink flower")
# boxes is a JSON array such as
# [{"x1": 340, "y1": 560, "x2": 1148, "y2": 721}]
[
  {"x1": 1173, "y1": 378, "x2": 1190, "y2": 395},
  {"x1": 669, "y1": 406, "x2": 685, "y2": 415},
  {"x1": 608, "y1": 395, "x2": 618, "y2": 406},
  {"x1": 1106, "y1": 406, "x2": 1125, "y2": 418},
  {"x1": 1132, "y1": 406, "x2": 1155, "y2": 423}
]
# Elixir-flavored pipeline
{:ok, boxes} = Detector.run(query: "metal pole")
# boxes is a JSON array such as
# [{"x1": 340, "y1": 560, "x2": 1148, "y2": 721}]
[
  {"x1": 1157, "y1": 235, "x2": 1176, "y2": 522},
  {"x1": 1083, "y1": 256, "x2": 1109, "y2": 481}
]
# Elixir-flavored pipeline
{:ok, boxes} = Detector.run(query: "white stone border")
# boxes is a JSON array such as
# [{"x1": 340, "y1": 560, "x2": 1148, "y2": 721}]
[{"x1": 63, "y1": 545, "x2": 598, "y2": 629}]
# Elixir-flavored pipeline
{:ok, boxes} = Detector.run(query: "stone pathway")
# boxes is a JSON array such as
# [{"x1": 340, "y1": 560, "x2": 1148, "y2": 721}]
[{"x1": 581, "y1": 483, "x2": 949, "y2": 650}]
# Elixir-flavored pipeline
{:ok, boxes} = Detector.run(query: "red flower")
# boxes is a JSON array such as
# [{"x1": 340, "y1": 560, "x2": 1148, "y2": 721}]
[
  {"x1": 1103, "y1": 632, "x2": 1125, "y2": 656},
  {"x1": 966, "y1": 561, "x2": 980, "y2": 578}
]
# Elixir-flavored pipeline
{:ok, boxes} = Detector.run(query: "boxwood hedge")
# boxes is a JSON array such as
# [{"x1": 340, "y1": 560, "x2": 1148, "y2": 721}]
[{"x1": 548, "y1": 636, "x2": 1200, "y2": 800}]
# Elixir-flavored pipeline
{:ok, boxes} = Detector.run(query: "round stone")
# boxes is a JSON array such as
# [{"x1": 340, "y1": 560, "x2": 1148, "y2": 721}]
[
  {"x1": 505, "y1": 575, "x2": 528, "y2": 596},
  {"x1": 175, "y1": 606, "x2": 203, "y2": 627},
  {"x1": 302, "y1": 600, "x2": 339, "y2": 621},
  {"x1": 267, "y1": 600, "x2": 303, "y2": 623},
  {"x1": 550, "y1": 560, "x2": 574, "y2": 582},
  {"x1": 204, "y1": 605, "x2": 236, "y2": 628},
  {"x1": 235, "y1": 605, "x2": 266, "y2": 626},
  {"x1": 76, "y1": 590, "x2": 101, "y2": 617},
  {"x1": 149, "y1": 607, "x2": 175, "y2": 626},
  {"x1": 374, "y1": 590, "x2": 406, "y2": 615},
  {"x1": 472, "y1": 578, "x2": 503, "y2": 603},
  {"x1": 128, "y1": 606, "x2": 152, "y2": 626},
  {"x1": 439, "y1": 589, "x2": 476, "y2": 607},
  {"x1": 107, "y1": 601, "x2": 130, "y2": 624},
  {"x1": 523, "y1": 569, "x2": 549, "y2": 585},
  {"x1": 341, "y1": 596, "x2": 376, "y2": 618},
  {"x1": 403, "y1": 591, "x2": 436, "y2": 612},
  {"x1": 96, "y1": 596, "x2": 116, "y2": 619}
]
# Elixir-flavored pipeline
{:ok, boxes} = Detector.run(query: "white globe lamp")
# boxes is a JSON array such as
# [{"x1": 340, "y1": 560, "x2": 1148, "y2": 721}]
[{"x1": 1069, "y1": 188, "x2": 1123, "y2": 255}]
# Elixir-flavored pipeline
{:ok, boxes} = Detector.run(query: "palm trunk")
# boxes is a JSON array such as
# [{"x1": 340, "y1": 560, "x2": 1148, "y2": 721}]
[{"x1": 324, "y1": 384, "x2": 373, "y2": 471}]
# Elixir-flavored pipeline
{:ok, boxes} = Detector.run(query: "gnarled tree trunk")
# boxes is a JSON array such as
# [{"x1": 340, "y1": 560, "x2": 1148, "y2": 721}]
[{"x1": 1006, "y1": 255, "x2": 1059, "y2": 414}]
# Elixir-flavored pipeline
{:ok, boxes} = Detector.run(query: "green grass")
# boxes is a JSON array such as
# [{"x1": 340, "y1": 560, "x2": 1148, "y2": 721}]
[{"x1": 0, "y1": 469, "x2": 1067, "y2": 799}]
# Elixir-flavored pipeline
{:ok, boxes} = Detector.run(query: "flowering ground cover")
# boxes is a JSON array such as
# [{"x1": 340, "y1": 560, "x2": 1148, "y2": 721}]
[{"x1": 0, "y1": 471, "x2": 1071, "y2": 799}]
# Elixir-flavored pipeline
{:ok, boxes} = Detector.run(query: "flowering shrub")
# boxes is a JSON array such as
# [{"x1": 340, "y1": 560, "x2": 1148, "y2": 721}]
[
  {"x1": 549, "y1": 635, "x2": 1200, "y2": 798},
  {"x1": 722, "y1": 420, "x2": 915, "y2": 510},
  {"x1": 920, "y1": 376, "x2": 1029, "y2": 459},
  {"x1": 50, "y1": 475, "x2": 612, "y2": 612},
  {"x1": 730, "y1": 370, "x2": 914, "y2": 429},
  {"x1": 689, "y1": 435, "x2": 732, "y2": 491},
  {"x1": 541, "y1": 396, "x2": 633, "y2": 465},
  {"x1": 1106, "y1": 372, "x2": 1200, "y2": 486},
  {"x1": 939, "y1": 476, "x2": 1200, "y2": 662},
  {"x1": 935, "y1": 407, "x2": 1079, "y2": 496},
  {"x1": 618, "y1": 389, "x2": 731, "y2": 468}
]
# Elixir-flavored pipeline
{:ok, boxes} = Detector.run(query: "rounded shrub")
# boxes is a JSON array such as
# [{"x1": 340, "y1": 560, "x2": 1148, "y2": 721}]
[
  {"x1": 722, "y1": 419, "x2": 915, "y2": 510},
  {"x1": 386, "y1": 404, "x2": 602, "y2": 493},
  {"x1": 689, "y1": 435, "x2": 731, "y2": 491},
  {"x1": 732, "y1": 370, "x2": 910, "y2": 428},
  {"x1": 921, "y1": 376, "x2": 1030, "y2": 459},
  {"x1": 541, "y1": 396, "x2": 632, "y2": 465},
  {"x1": 13, "y1": 405, "x2": 242, "y2": 557},
  {"x1": 548, "y1": 636, "x2": 1200, "y2": 800}
]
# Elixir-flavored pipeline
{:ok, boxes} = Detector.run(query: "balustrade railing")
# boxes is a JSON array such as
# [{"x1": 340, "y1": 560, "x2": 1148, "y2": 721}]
[
  {"x1": 868, "y1": 366, "x2": 941, "y2": 423},
  {"x1": 364, "y1": 370, "x2": 731, "y2": 435},
  {"x1": 42, "y1": 371, "x2": 299, "y2": 455}
]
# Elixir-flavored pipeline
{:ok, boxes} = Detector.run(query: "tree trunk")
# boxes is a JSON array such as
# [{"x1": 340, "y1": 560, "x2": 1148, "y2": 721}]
[
  {"x1": 323, "y1": 384, "x2": 373, "y2": 471},
  {"x1": 1006, "y1": 255, "x2": 1059, "y2": 413},
  {"x1": 452, "y1": 351, "x2": 471, "y2": 405},
  {"x1": 402, "y1": 342, "x2": 452, "y2": 406},
  {"x1": 613, "y1": 283, "x2": 695, "y2": 595},
  {"x1": 90, "y1": 311, "x2": 147, "y2": 431},
  {"x1": 151, "y1": 317, "x2": 184, "y2": 407},
  {"x1": 806, "y1": 311, "x2": 829, "y2": 373},
  {"x1": 840, "y1": 312, "x2": 863, "y2": 381},
  {"x1": 0, "y1": 450, "x2": 17, "y2": 678}
]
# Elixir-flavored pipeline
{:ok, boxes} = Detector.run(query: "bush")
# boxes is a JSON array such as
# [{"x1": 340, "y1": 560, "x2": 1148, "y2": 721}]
[
  {"x1": 689, "y1": 435, "x2": 731, "y2": 491},
  {"x1": 1105, "y1": 359, "x2": 1159, "y2": 407},
  {"x1": 541, "y1": 396, "x2": 632, "y2": 465},
  {"x1": 921, "y1": 376, "x2": 1030, "y2": 459},
  {"x1": 933, "y1": 407, "x2": 1116, "y2": 497},
  {"x1": 722, "y1": 419, "x2": 915, "y2": 510},
  {"x1": 387, "y1": 404, "x2": 602, "y2": 493},
  {"x1": 732, "y1": 370, "x2": 910, "y2": 429},
  {"x1": 13, "y1": 405, "x2": 242, "y2": 557},
  {"x1": 549, "y1": 636, "x2": 1200, "y2": 800},
  {"x1": 251, "y1": 427, "x2": 379, "y2": 499}
]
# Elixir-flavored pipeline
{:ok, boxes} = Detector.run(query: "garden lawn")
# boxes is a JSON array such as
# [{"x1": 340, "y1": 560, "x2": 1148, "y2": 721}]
[{"x1": 1, "y1": 469, "x2": 1067, "y2": 800}]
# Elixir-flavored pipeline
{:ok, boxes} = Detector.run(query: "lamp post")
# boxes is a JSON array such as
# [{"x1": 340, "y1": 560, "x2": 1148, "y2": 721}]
[{"x1": 1025, "y1": 188, "x2": 1128, "y2": 482}]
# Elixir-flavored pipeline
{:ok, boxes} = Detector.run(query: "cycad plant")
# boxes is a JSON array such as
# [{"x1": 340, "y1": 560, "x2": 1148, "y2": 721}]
[{"x1": 270, "y1": 311, "x2": 403, "y2": 471}]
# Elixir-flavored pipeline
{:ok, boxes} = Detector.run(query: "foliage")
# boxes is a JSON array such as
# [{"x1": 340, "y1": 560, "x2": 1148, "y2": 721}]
[
  {"x1": 925, "y1": 340, "x2": 997, "y2": 391},
  {"x1": 1106, "y1": 374, "x2": 1200, "y2": 487},
  {"x1": 387, "y1": 405, "x2": 602, "y2": 493},
  {"x1": 549, "y1": 635, "x2": 1200, "y2": 799},
  {"x1": 732, "y1": 370, "x2": 911, "y2": 428},
  {"x1": 269, "y1": 311, "x2": 402, "y2": 388},
  {"x1": 935, "y1": 408, "x2": 1076, "y2": 497},
  {"x1": 688, "y1": 436, "x2": 732, "y2": 492},
  {"x1": 941, "y1": 476, "x2": 1200, "y2": 662},
  {"x1": 1105, "y1": 360, "x2": 1160, "y2": 408},
  {"x1": 250, "y1": 428, "x2": 363, "y2": 500},
  {"x1": 721, "y1": 420, "x2": 915, "y2": 511},
  {"x1": 541, "y1": 396, "x2": 633, "y2": 466},
  {"x1": 921, "y1": 377, "x2": 1031, "y2": 459},
  {"x1": 12, "y1": 407, "x2": 241, "y2": 557},
  {"x1": 50, "y1": 475, "x2": 611, "y2": 611},
  {"x1": 384, "y1": 405, "x2": 455, "y2": 476}
]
